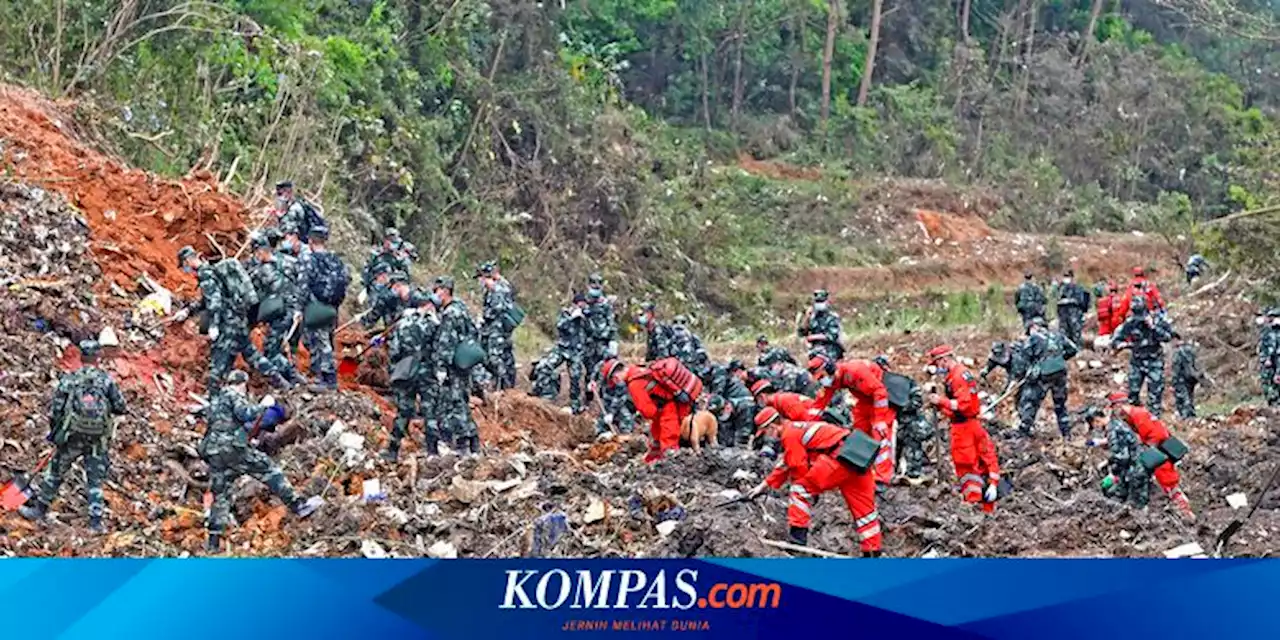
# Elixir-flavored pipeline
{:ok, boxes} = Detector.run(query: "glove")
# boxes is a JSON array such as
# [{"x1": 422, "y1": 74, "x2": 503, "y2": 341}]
[
  {"x1": 984, "y1": 483, "x2": 998, "y2": 502},
  {"x1": 675, "y1": 391, "x2": 691, "y2": 405},
  {"x1": 358, "y1": 289, "x2": 369, "y2": 306},
  {"x1": 208, "y1": 326, "x2": 219, "y2": 341},
  {"x1": 607, "y1": 341, "x2": 619, "y2": 357},
  {"x1": 370, "y1": 335, "x2": 386, "y2": 348},
  {"x1": 747, "y1": 481, "x2": 769, "y2": 499},
  {"x1": 173, "y1": 308, "x2": 190, "y2": 322},
  {"x1": 1028, "y1": 365, "x2": 1042, "y2": 381},
  {"x1": 1085, "y1": 437, "x2": 1104, "y2": 448},
  {"x1": 259, "y1": 395, "x2": 276, "y2": 408},
  {"x1": 872, "y1": 421, "x2": 889, "y2": 439},
  {"x1": 436, "y1": 370, "x2": 447, "y2": 384},
  {"x1": 45, "y1": 431, "x2": 54, "y2": 443},
  {"x1": 1101, "y1": 474, "x2": 1116, "y2": 491},
  {"x1": 260, "y1": 404, "x2": 288, "y2": 431}
]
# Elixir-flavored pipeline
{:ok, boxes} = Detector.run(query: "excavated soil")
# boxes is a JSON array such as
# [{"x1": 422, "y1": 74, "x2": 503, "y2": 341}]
[{"x1": 0, "y1": 83, "x2": 1277, "y2": 558}]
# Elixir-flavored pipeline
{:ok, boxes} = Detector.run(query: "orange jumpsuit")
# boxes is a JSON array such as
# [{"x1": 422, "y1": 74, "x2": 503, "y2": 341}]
[
  {"x1": 813, "y1": 360, "x2": 897, "y2": 483},
  {"x1": 934, "y1": 363, "x2": 1001, "y2": 513},
  {"x1": 1118, "y1": 405, "x2": 1185, "y2": 500},
  {"x1": 765, "y1": 419, "x2": 881, "y2": 552},
  {"x1": 1097, "y1": 293, "x2": 1116, "y2": 337},
  {"x1": 627, "y1": 368, "x2": 692, "y2": 463},
  {"x1": 764, "y1": 392, "x2": 821, "y2": 421},
  {"x1": 1116, "y1": 277, "x2": 1165, "y2": 321}
]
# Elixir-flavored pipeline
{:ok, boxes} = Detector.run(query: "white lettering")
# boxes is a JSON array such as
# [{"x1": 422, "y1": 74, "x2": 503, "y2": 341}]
[
  {"x1": 536, "y1": 569, "x2": 572, "y2": 609},
  {"x1": 500, "y1": 570, "x2": 538, "y2": 609},
  {"x1": 672, "y1": 569, "x2": 699, "y2": 610},
  {"x1": 637, "y1": 570, "x2": 669, "y2": 609},
  {"x1": 614, "y1": 570, "x2": 648, "y2": 609},
  {"x1": 571, "y1": 570, "x2": 614, "y2": 609}
]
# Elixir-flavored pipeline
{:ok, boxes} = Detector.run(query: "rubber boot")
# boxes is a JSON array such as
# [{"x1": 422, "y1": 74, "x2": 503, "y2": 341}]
[
  {"x1": 379, "y1": 441, "x2": 400, "y2": 462},
  {"x1": 293, "y1": 496, "x2": 324, "y2": 518},
  {"x1": 862, "y1": 549, "x2": 883, "y2": 558},
  {"x1": 269, "y1": 372, "x2": 292, "y2": 390},
  {"x1": 206, "y1": 532, "x2": 222, "y2": 553},
  {"x1": 18, "y1": 502, "x2": 46, "y2": 522},
  {"x1": 1170, "y1": 489, "x2": 1196, "y2": 522},
  {"x1": 88, "y1": 515, "x2": 106, "y2": 535},
  {"x1": 787, "y1": 526, "x2": 808, "y2": 546},
  {"x1": 286, "y1": 367, "x2": 307, "y2": 386},
  {"x1": 468, "y1": 435, "x2": 481, "y2": 455}
]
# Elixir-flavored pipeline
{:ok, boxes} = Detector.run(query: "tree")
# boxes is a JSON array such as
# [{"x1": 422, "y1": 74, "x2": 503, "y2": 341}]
[
  {"x1": 1077, "y1": 0, "x2": 1106, "y2": 66},
  {"x1": 821, "y1": 0, "x2": 840, "y2": 125},
  {"x1": 857, "y1": 0, "x2": 886, "y2": 107}
]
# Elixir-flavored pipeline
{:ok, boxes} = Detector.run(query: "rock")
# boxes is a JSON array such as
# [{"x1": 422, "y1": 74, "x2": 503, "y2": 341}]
[
  {"x1": 656, "y1": 520, "x2": 679, "y2": 537},
  {"x1": 732, "y1": 469, "x2": 757, "y2": 482},
  {"x1": 1164, "y1": 542, "x2": 1206, "y2": 559},
  {"x1": 921, "y1": 548, "x2": 941, "y2": 558},
  {"x1": 361, "y1": 478, "x2": 385, "y2": 503},
  {"x1": 324, "y1": 420, "x2": 349, "y2": 443},
  {"x1": 360, "y1": 539, "x2": 388, "y2": 559},
  {"x1": 1227, "y1": 493, "x2": 1249, "y2": 509},
  {"x1": 1088, "y1": 360, "x2": 1103, "y2": 369},
  {"x1": 717, "y1": 489, "x2": 742, "y2": 501},
  {"x1": 337, "y1": 431, "x2": 364, "y2": 451},
  {"x1": 416, "y1": 503, "x2": 442, "y2": 517},
  {"x1": 427, "y1": 540, "x2": 458, "y2": 559},
  {"x1": 584, "y1": 498, "x2": 608, "y2": 524},
  {"x1": 450, "y1": 476, "x2": 489, "y2": 504},
  {"x1": 491, "y1": 478, "x2": 523, "y2": 494},
  {"x1": 508, "y1": 480, "x2": 540, "y2": 502},
  {"x1": 378, "y1": 505, "x2": 410, "y2": 526},
  {"x1": 1119, "y1": 530, "x2": 1132, "y2": 540},
  {"x1": 98, "y1": 326, "x2": 119, "y2": 347}
]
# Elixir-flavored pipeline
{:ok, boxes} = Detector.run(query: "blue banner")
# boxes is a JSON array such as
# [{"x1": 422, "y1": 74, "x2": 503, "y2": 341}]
[{"x1": 7, "y1": 558, "x2": 1274, "y2": 639}]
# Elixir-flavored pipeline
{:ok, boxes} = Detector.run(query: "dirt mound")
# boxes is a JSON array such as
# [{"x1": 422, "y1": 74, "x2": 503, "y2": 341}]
[
  {"x1": 736, "y1": 153, "x2": 822, "y2": 181},
  {"x1": 915, "y1": 209, "x2": 991, "y2": 243},
  {"x1": 0, "y1": 85, "x2": 249, "y2": 296},
  {"x1": 861, "y1": 177, "x2": 1004, "y2": 220},
  {"x1": 475, "y1": 391, "x2": 597, "y2": 451}
]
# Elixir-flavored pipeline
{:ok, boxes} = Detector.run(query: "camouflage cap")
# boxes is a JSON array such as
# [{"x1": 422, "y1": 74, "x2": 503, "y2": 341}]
[
  {"x1": 726, "y1": 359, "x2": 745, "y2": 372},
  {"x1": 640, "y1": 301, "x2": 656, "y2": 312},
  {"x1": 384, "y1": 227, "x2": 401, "y2": 239},
  {"x1": 1030, "y1": 316, "x2": 1046, "y2": 327},
  {"x1": 309, "y1": 225, "x2": 330, "y2": 240},
  {"x1": 588, "y1": 272, "x2": 604, "y2": 285},
  {"x1": 707, "y1": 395, "x2": 726, "y2": 414},
  {"x1": 586, "y1": 288, "x2": 603, "y2": 302},
  {"x1": 673, "y1": 314, "x2": 688, "y2": 325},
  {"x1": 225, "y1": 370, "x2": 249, "y2": 385},
  {"x1": 372, "y1": 261, "x2": 394, "y2": 276},
  {"x1": 177, "y1": 245, "x2": 198, "y2": 267},
  {"x1": 476, "y1": 260, "x2": 496, "y2": 276},
  {"x1": 274, "y1": 180, "x2": 294, "y2": 191},
  {"x1": 389, "y1": 271, "x2": 410, "y2": 285},
  {"x1": 249, "y1": 232, "x2": 272, "y2": 250},
  {"x1": 872, "y1": 354, "x2": 892, "y2": 371},
  {"x1": 756, "y1": 334, "x2": 769, "y2": 345},
  {"x1": 812, "y1": 289, "x2": 830, "y2": 302},
  {"x1": 410, "y1": 290, "x2": 434, "y2": 307},
  {"x1": 433, "y1": 275, "x2": 455, "y2": 292},
  {"x1": 572, "y1": 292, "x2": 586, "y2": 305},
  {"x1": 78, "y1": 340, "x2": 101, "y2": 358}
]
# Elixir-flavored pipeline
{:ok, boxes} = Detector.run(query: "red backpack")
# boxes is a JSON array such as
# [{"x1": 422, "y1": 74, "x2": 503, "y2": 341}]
[{"x1": 649, "y1": 357, "x2": 703, "y2": 404}]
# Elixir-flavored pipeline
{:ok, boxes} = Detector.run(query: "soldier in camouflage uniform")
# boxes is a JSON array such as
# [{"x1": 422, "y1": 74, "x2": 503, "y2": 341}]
[
  {"x1": 1113, "y1": 296, "x2": 1173, "y2": 416},
  {"x1": 477, "y1": 261, "x2": 518, "y2": 390},
  {"x1": 382, "y1": 293, "x2": 442, "y2": 460},
  {"x1": 1259, "y1": 308, "x2": 1280, "y2": 406},
  {"x1": 875, "y1": 355, "x2": 933, "y2": 485},
  {"x1": 1019, "y1": 317, "x2": 1079, "y2": 437},
  {"x1": 705, "y1": 362, "x2": 754, "y2": 446},
  {"x1": 271, "y1": 230, "x2": 306, "y2": 357},
  {"x1": 1084, "y1": 407, "x2": 1148, "y2": 507},
  {"x1": 583, "y1": 287, "x2": 618, "y2": 387},
  {"x1": 432, "y1": 276, "x2": 481, "y2": 453},
  {"x1": 273, "y1": 181, "x2": 307, "y2": 240},
  {"x1": 360, "y1": 228, "x2": 411, "y2": 294},
  {"x1": 1053, "y1": 269, "x2": 1090, "y2": 349},
  {"x1": 1171, "y1": 333, "x2": 1202, "y2": 418},
  {"x1": 797, "y1": 289, "x2": 843, "y2": 361},
  {"x1": 1015, "y1": 272, "x2": 1046, "y2": 330},
  {"x1": 363, "y1": 267, "x2": 409, "y2": 330},
  {"x1": 200, "y1": 370, "x2": 322, "y2": 551},
  {"x1": 297, "y1": 226, "x2": 347, "y2": 390},
  {"x1": 176, "y1": 246, "x2": 285, "y2": 393},
  {"x1": 536, "y1": 295, "x2": 588, "y2": 412},
  {"x1": 248, "y1": 233, "x2": 303, "y2": 385},
  {"x1": 19, "y1": 341, "x2": 126, "y2": 533},
  {"x1": 669, "y1": 315, "x2": 706, "y2": 370},
  {"x1": 596, "y1": 360, "x2": 637, "y2": 436},
  {"x1": 756, "y1": 335, "x2": 796, "y2": 368},
  {"x1": 979, "y1": 340, "x2": 1028, "y2": 393},
  {"x1": 530, "y1": 349, "x2": 561, "y2": 399},
  {"x1": 636, "y1": 302, "x2": 675, "y2": 362}
]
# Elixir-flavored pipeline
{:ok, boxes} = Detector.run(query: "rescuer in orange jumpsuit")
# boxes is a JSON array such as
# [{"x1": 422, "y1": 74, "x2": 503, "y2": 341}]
[
  {"x1": 1107, "y1": 391, "x2": 1195, "y2": 521},
  {"x1": 746, "y1": 407, "x2": 882, "y2": 556},
  {"x1": 750, "y1": 379, "x2": 820, "y2": 421},
  {"x1": 927, "y1": 345, "x2": 1002, "y2": 513},
  {"x1": 1097, "y1": 281, "x2": 1119, "y2": 338},
  {"x1": 622, "y1": 362, "x2": 692, "y2": 463},
  {"x1": 1116, "y1": 267, "x2": 1166, "y2": 321},
  {"x1": 807, "y1": 355, "x2": 896, "y2": 485}
]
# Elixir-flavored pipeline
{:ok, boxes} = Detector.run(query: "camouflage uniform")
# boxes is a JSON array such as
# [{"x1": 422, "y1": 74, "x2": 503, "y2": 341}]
[
  {"x1": 530, "y1": 349, "x2": 561, "y2": 399},
  {"x1": 248, "y1": 253, "x2": 302, "y2": 383},
  {"x1": 1185, "y1": 254, "x2": 1207, "y2": 286},
  {"x1": 276, "y1": 247, "x2": 305, "y2": 356},
  {"x1": 1019, "y1": 326, "x2": 1078, "y2": 436},
  {"x1": 363, "y1": 282, "x2": 407, "y2": 330},
  {"x1": 798, "y1": 301, "x2": 843, "y2": 361},
  {"x1": 1015, "y1": 278, "x2": 1046, "y2": 329},
  {"x1": 24, "y1": 356, "x2": 126, "y2": 529},
  {"x1": 596, "y1": 375, "x2": 637, "y2": 436},
  {"x1": 583, "y1": 291, "x2": 618, "y2": 385},
  {"x1": 1103, "y1": 417, "x2": 1149, "y2": 507},
  {"x1": 670, "y1": 319, "x2": 706, "y2": 371},
  {"x1": 536, "y1": 306, "x2": 587, "y2": 412},
  {"x1": 895, "y1": 381, "x2": 935, "y2": 479},
  {"x1": 1171, "y1": 342, "x2": 1201, "y2": 418},
  {"x1": 757, "y1": 345, "x2": 796, "y2": 368},
  {"x1": 200, "y1": 382, "x2": 303, "y2": 536},
  {"x1": 1054, "y1": 277, "x2": 1090, "y2": 349},
  {"x1": 706, "y1": 365, "x2": 754, "y2": 446},
  {"x1": 434, "y1": 294, "x2": 480, "y2": 448},
  {"x1": 297, "y1": 244, "x2": 347, "y2": 387},
  {"x1": 1259, "y1": 314, "x2": 1280, "y2": 406},
  {"x1": 387, "y1": 304, "x2": 442, "y2": 457},
  {"x1": 276, "y1": 199, "x2": 307, "y2": 240},
  {"x1": 1113, "y1": 304, "x2": 1173, "y2": 416},
  {"x1": 480, "y1": 275, "x2": 518, "y2": 390},
  {"x1": 193, "y1": 263, "x2": 276, "y2": 393},
  {"x1": 360, "y1": 236, "x2": 412, "y2": 293},
  {"x1": 644, "y1": 321, "x2": 676, "y2": 363}
]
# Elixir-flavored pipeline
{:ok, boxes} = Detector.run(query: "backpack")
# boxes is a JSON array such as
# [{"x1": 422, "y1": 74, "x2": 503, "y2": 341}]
[
  {"x1": 882, "y1": 372, "x2": 917, "y2": 412},
  {"x1": 309, "y1": 251, "x2": 351, "y2": 306},
  {"x1": 1039, "y1": 334, "x2": 1068, "y2": 376},
  {"x1": 65, "y1": 373, "x2": 111, "y2": 436},
  {"x1": 297, "y1": 199, "x2": 327, "y2": 243},
  {"x1": 213, "y1": 259, "x2": 259, "y2": 315},
  {"x1": 649, "y1": 357, "x2": 703, "y2": 404}
]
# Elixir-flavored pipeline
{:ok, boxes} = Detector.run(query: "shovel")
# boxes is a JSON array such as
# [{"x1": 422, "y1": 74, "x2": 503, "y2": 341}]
[
  {"x1": 1214, "y1": 462, "x2": 1280, "y2": 557},
  {"x1": 1, "y1": 450, "x2": 55, "y2": 511},
  {"x1": 338, "y1": 321, "x2": 398, "y2": 378}
]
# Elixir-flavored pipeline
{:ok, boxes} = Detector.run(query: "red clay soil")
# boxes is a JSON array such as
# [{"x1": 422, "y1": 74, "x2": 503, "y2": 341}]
[
  {"x1": 0, "y1": 85, "x2": 250, "y2": 297},
  {"x1": 736, "y1": 153, "x2": 823, "y2": 181}
]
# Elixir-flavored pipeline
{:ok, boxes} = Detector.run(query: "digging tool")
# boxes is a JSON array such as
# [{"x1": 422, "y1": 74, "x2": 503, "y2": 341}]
[
  {"x1": 1, "y1": 450, "x2": 54, "y2": 511},
  {"x1": 1214, "y1": 462, "x2": 1280, "y2": 557},
  {"x1": 759, "y1": 537, "x2": 851, "y2": 558},
  {"x1": 335, "y1": 311, "x2": 371, "y2": 335},
  {"x1": 713, "y1": 494, "x2": 759, "y2": 509},
  {"x1": 338, "y1": 321, "x2": 398, "y2": 378},
  {"x1": 982, "y1": 375, "x2": 1028, "y2": 415}
]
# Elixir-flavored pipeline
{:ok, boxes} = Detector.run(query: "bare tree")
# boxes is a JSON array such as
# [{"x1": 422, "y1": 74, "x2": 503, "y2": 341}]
[
  {"x1": 730, "y1": 0, "x2": 752, "y2": 129},
  {"x1": 1077, "y1": 0, "x2": 1106, "y2": 66},
  {"x1": 960, "y1": 0, "x2": 972, "y2": 41},
  {"x1": 1150, "y1": 0, "x2": 1280, "y2": 41},
  {"x1": 821, "y1": 0, "x2": 840, "y2": 125},
  {"x1": 857, "y1": 0, "x2": 886, "y2": 107}
]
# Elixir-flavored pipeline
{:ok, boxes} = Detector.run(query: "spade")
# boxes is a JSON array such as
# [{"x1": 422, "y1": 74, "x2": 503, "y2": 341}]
[{"x1": 1, "y1": 450, "x2": 55, "y2": 511}]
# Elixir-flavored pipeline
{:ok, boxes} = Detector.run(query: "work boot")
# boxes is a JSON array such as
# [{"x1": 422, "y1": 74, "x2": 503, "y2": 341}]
[
  {"x1": 468, "y1": 435, "x2": 481, "y2": 455},
  {"x1": 292, "y1": 496, "x2": 324, "y2": 519},
  {"x1": 18, "y1": 502, "x2": 46, "y2": 522},
  {"x1": 862, "y1": 550, "x2": 883, "y2": 558},
  {"x1": 906, "y1": 475, "x2": 927, "y2": 487},
  {"x1": 424, "y1": 435, "x2": 440, "y2": 456},
  {"x1": 787, "y1": 526, "x2": 808, "y2": 546},
  {"x1": 286, "y1": 368, "x2": 307, "y2": 385},
  {"x1": 268, "y1": 372, "x2": 292, "y2": 390},
  {"x1": 88, "y1": 515, "x2": 107, "y2": 535},
  {"x1": 206, "y1": 533, "x2": 222, "y2": 553}
]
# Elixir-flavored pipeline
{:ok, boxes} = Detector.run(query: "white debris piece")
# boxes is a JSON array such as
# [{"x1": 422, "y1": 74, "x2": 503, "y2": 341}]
[
  {"x1": 1227, "y1": 493, "x2": 1249, "y2": 509},
  {"x1": 323, "y1": 420, "x2": 349, "y2": 444},
  {"x1": 450, "y1": 476, "x2": 489, "y2": 504},
  {"x1": 1112, "y1": 372, "x2": 1127, "y2": 385},
  {"x1": 337, "y1": 431, "x2": 365, "y2": 452},
  {"x1": 427, "y1": 540, "x2": 458, "y2": 559},
  {"x1": 1088, "y1": 360, "x2": 1103, "y2": 369},
  {"x1": 378, "y1": 505, "x2": 410, "y2": 526},
  {"x1": 717, "y1": 489, "x2": 742, "y2": 502},
  {"x1": 655, "y1": 521, "x2": 679, "y2": 537},
  {"x1": 98, "y1": 326, "x2": 120, "y2": 347},
  {"x1": 491, "y1": 479, "x2": 523, "y2": 494},
  {"x1": 360, "y1": 539, "x2": 388, "y2": 559},
  {"x1": 416, "y1": 503, "x2": 442, "y2": 518},
  {"x1": 1119, "y1": 530, "x2": 1132, "y2": 540},
  {"x1": 361, "y1": 478, "x2": 385, "y2": 503},
  {"x1": 1164, "y1": 542, "x2": 1206, "y2": 559},
  {"x1": 732, "y1": 469, "x2": 757, "y2": 482},
  {"x1": 584, "y1": 498, "x2": 608, "y2": 524}
]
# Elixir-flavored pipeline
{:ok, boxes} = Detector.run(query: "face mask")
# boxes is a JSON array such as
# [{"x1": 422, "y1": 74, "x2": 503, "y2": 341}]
[
  {"x1": 275, "y1": 196, "x2": 287, "y2": 208},
  {"x1": 814, "y1": 302, "x2": 829, "y2": 312},
  {"x1": 182, "y1": 266, "x2": 194, "y2": 275},
  {"x1": 820, "y1": 376, "x2": 834, "y2": 388},
  {"x1": 635, "y1": 315, "x2": 648, "y2": 326},
  {"x1": 430, "y1": 293, "x2": 444, "y2": 306},
  {"x1": 281, "y1": 239, "x2": 295, "y2": 251},
  {"x1": 925, "y1": 364, "x2": 939, "y2": 376}
]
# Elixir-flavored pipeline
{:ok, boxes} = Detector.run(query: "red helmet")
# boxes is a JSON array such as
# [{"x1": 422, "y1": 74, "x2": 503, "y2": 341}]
[
  {"x1": 1132, "y1": 266, "x2": 1145, "y2": 277},
  {"x1": 600, "y1": 359, "x2": 624, "y2": 381},
  {"x1": 750, "y1": 379, "x2": 774, "y2": 396},
  {"x1": 926, "y1": 345, "x2": 954, "y2": 361},
  {"x1": 807, "y1": 354, "x2": 834, "y2": 376},
  {"x1": 754, "y1": 407, "x2": 781, "y2": 430},
  {"x1": 1106, "y1": 391, "x2": 1128, "y2": 404}
]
